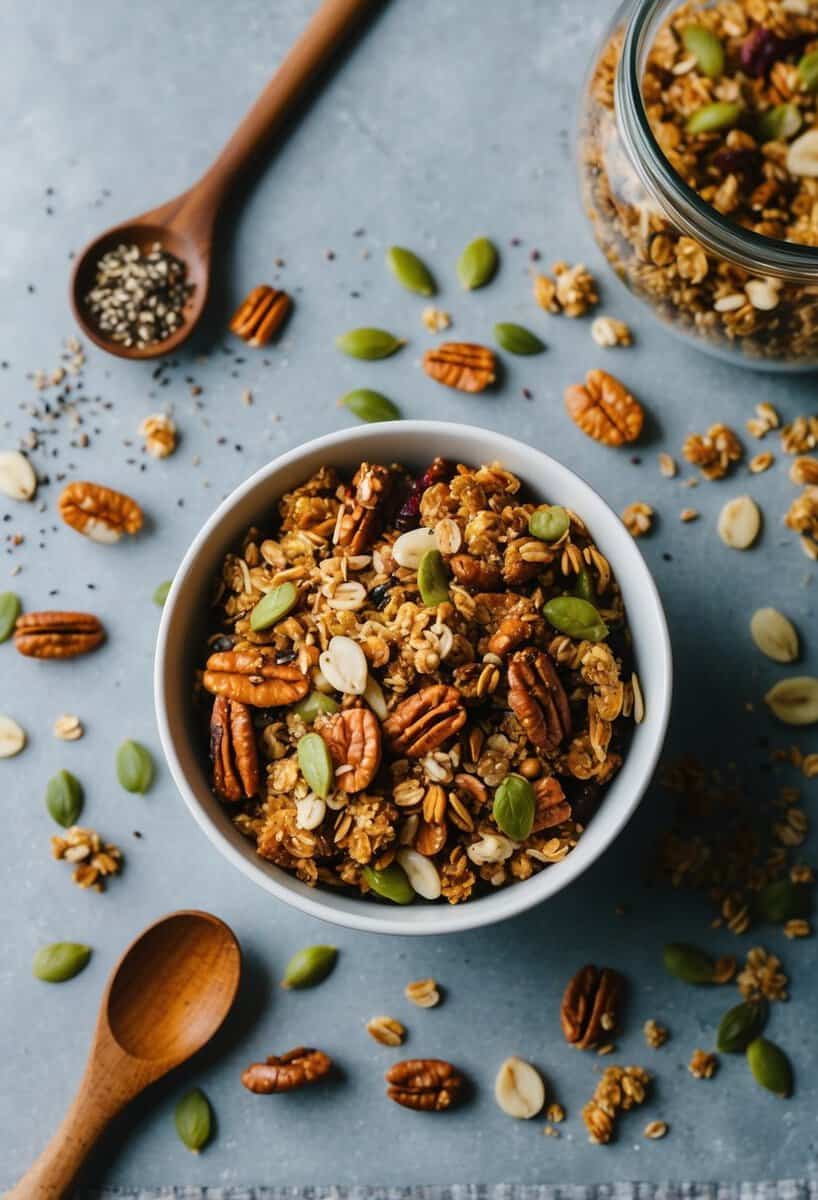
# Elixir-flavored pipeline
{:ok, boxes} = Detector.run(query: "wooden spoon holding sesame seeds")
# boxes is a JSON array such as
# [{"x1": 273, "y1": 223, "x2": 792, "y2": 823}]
[
  {"x1": 8, "y1": 911, "x2": 241, "y2": 1198},
  {"x1": 70, "y1": 0, "x2": 376, "y2": 361}
]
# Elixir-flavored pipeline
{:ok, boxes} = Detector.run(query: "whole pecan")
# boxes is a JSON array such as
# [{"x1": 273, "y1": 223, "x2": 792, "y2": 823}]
[
  {"x1": 532, "y1": 774, "x2": 571, "y2": 831},
  {"x1": 383, "y1": 685, "x2": 466, "y2": 757},
  {"x1": 210, "y1": 695, "x2": 261, "y2": 801},
  {"x1": 229, "y1": 284, "x2": 292, "y2": 346},
  {"x1": 241, "y1": 1046, "x2": 332, "y2": 1093},
  {"x1": 561, "y1": 964, "x2": 623, "y2": 1049},
  {"x1": 487, "y1": 616, "x2": 531, "y2": 658},
  {"x1": 321, "y1": 707, "x2": 381, "y2": 793},
  {"x1": 449, "y1": 554, "x2": 502, "y2": 591},
  {"x1": 564, "y1": 369, "x2": 644, "y2": 447},
  {"x1": 58, "y1": 481, "x2": 143, "y2": 542},
  {"x1": 422, "y1": 342, "x2": 496, "y2": 393},
  {"x1": 507, "y1": 647, "x2": 571, "y2": 754},
  {"x1": 203, "y1": 648, "x2": 309, "y2": 707},
  {"x1": 385, "y1": 1058, "x2": 464, "y2": 1111},
  {"x1": 333, "y1": 462, "x2": 393, "y2": 554},
  {"x1": 14, "y1": 611, "x2": 105, "y2": 659}
]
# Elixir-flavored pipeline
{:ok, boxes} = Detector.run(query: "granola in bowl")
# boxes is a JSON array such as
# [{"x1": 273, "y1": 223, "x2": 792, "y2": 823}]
[{"x1": 195, "y1": 456, "x2": 643, "y2": 907}]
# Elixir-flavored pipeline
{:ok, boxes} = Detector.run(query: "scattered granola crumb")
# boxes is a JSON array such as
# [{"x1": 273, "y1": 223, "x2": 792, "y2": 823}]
[
  {"x1": 658, "y1": 452, "x2": 677, "y2": 478},
  {"x1": 139, "y1": 412, "x2": 177, "y2": 459},
  {"x1": 801, "y1": 754, "x2": 818, "y2": 780},
  {"x1": 51, "y1": 825, "x2": 123, "y2": 892},
  {"x1": 749, "y1": 452, "x2": 774, "y2": 475},
  {"x1": 591, "y1": 316, "x2": 632, "y2": 348},
  {"x1": 53, "y1": 713, "x2": 83, "y2": 742},
  {"x1": 683, "y1": 423, "x2": 743, "y2": 480},
  {"x1": 688, "y1": 1049, "x2": 718, "y2": 1080},
  {"x1": 421, "y1": 306, "x2": 452, "y2": 333},
  {"x1": 783, "y1": 918, "x2": 811, "y2": 940},
  {"x1": 366, "y1": 1015, "x2": 406, "y2": 1046},
  {"x1": 746, "y1": 403, "x2": 780, "y2": 440},
  {"x1": 781, "y1": 415, "x2": 818, "y2": 456},
  {"x1": 737, "y1": 947, "x2": 788, "y2": 1003},
  {"x1": 543, "y1": 1124, "x2": 561, "y2": 1138},
  {"x1": 405, "y1": 978, "x2": 441, "y2": 1008},
  {"x1": 597, "y1": 1042, "x2": 616, "y2": 1056},
  {"x1": 680, "y1": 508, "x2": 699, "y2": 523},
  {"x1": 622, "y1": 501, "x2": 653, "y2": 537},
  {"x1": 546, "y1": 1102, "x2": 566, "y2": 1123},
  {"x1": 643, "y1": 1019, "x2": 669, "y2": 1049},
  {"x1": 553, "y1": 261, "x2": 599, "y2": 317},
  {"x1": 242, "y1": 389, "x2": 253, "y2": 407},
  {"x1": 713, "y1": 955, "x2": 737, "y2": 985},
  {"x1": 644, "y1": 1120, "x2": 668, "y2": 1140},
  {"x1": 582, "y1": 1064, "x2": 650, "y2": 1144}
]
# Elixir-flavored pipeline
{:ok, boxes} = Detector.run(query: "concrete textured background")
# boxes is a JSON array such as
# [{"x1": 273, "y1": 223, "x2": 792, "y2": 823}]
[{"x1": 1, "y1": 0, "x2": 817, "y2": 1190}]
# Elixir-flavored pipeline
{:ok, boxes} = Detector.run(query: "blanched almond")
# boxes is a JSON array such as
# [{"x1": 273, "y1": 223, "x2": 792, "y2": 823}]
[
  {"x1": 494, "y1": 1056, "x2": 545, "y2": 1119},
  {"x1": 764, "y1": 676, "x2": 818, "y2": 726},
  {"x1": 717, "y1": 495, "x2": 761, "y2": 549},
  {"x1": 318, "y1": 635, "x2": 368, "y2": 695},
  {"x1": 393, "y1": 526, "x2": 438, "y2": 569},
  {"x1": 396, "y1": 848, "x2": 441, "y2": 900},
  {"x1": 0, "y1": 451, "x2": 37, "y2": 501}
]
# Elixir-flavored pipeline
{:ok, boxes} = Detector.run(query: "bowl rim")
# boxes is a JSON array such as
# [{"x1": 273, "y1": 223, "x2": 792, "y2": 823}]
[{"x1": 155, "y1": 421, "x2": 672, "y2": 935}]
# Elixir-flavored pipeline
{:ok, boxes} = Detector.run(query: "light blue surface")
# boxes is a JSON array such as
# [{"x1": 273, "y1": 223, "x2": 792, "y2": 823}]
[{"x1": 1, "y1": 0, "x2": 816, "y2": 1191}]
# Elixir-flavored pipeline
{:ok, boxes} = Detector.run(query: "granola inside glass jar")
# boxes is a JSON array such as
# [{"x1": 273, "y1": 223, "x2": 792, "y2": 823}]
[{"x1": 580, "y1": 0, "x2": 818, "y2": 369}]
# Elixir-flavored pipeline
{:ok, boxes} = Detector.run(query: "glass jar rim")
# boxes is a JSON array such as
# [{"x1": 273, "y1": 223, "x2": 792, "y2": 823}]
[{"x1": 616, "y1": 0, "x2": 818, "y2": 280}]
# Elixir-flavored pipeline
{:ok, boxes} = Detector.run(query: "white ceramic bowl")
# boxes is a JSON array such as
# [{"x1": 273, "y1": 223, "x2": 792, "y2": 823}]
[{"x1": 155, "y1": 422, "x2": 672, "y2": 935}]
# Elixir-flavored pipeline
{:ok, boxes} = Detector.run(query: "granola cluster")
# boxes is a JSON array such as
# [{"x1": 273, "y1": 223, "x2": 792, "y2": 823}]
[
  {"x1": 197, "y1": 458, "x2": 640, "y2": 905},
  {"x1": 581, "y1": 0, "x2": 818, "y2": 363}
]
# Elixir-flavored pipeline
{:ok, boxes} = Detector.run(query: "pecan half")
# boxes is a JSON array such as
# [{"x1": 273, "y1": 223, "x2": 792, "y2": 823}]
[
  {"x1": 333, "y1": 462, "x2": 393, "y2": 554},
  {"x1": 564, "y1": 369, "x2": 644, "y2": 447},
  {"x1": 507, "y1": 648, "x2": 571, "y2": 754},
  {"x1": 487, "y1": 616, "x2": 531, "y2": 658},
  {"x1": 203, "y1": 649, "x2": 309, "y2": 707},
  {"x1": 58, "y1": 481, "x2": 143, "y2": 543},
  {"x1": 383, "y1": 685, "x2": 466, "y2": 757},
  {"x1": 561, "y1": 964, "x2": 623, "y2": 1049},
  {"x1": 229, "y1": 285, "x2": 292, "y2": 346},
  {"x1": 386, "y1": 1058, "x2": 464, "y2": 1111},
  {"x1": 241, "y1": 1046, "x2": 332, "y2": 1094},
  {"x1": 422, "y1": 343, "x2": 496, "y2": 393},
  {"x1": 449, "y1": 553, "x2": 502, "y2": 591},
  {"x1": 210, "y1": 696, "x2": 261, "y2": 801},
  {"x1": 532, "y1": 775, "x2": 571, "y2": 831},
  {"x1": 321, "y1": 707, "x2": 381, "y2": 793},
  {"x1": 14, "y1": 611, "x2": 105, "y2": 659}
]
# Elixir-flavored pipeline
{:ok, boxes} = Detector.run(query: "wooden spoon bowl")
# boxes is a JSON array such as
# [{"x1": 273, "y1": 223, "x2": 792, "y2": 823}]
[
  {"x1": 9, "y1": 911, "x2": 241, "y2": 1199},
  {"x1": 69, "y1": 0, "x2": 375, "y2": 361}
]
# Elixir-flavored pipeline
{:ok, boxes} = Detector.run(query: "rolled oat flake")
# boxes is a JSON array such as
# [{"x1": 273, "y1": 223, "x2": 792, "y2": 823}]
[
  {"x1": 764, "y1": 676, "x2": 818, "y2": 726},
  {"x1": 750, "y1": 608, "x2": 799, "y2": 663},
  {"x1": 494, "y1": 1056, "x2": 545, "y2": 1119},
  {"x1": 717, "y1": 495, "x2": 760, "y2": 549}
]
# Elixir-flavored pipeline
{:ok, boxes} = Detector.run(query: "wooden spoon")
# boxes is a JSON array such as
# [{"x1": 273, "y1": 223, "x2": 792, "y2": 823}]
[
  {"x1": 8, "y1": 910, "x2": 242, "y2": 1198},
  {"x1": 70, "y1": 0, "x2": 376, "y2": 360}
]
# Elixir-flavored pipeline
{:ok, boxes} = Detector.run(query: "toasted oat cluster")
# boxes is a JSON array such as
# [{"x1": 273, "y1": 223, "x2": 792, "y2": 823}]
[
  {"x1": 197, "y1": 458, "x2": 641, "y2": 905},
  {"x1": 582, "y1": 0, "x2": 818, "y2": 361}
]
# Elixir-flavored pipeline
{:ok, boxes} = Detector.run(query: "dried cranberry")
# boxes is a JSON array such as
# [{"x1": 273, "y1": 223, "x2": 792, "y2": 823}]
[
  {"x1": 711, "y1": 146, "x2": 760, "y2": 180},
  {"x1": 740, "y1": 26, "x2": 803, "y2": 76},
  {"x1": 419, "y1": 457, "x2": 454, "y2": 490},
  {"x1": 394, "y1": 487, "x2": 422, "y2": 531},
  {"x1": 567, "y1": 780, "x2": 603, "y2": 827}
]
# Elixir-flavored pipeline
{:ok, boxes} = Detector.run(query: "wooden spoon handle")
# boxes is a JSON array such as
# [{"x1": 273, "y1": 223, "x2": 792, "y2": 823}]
[
  {"x1": 187, "y1": 0, "x2": 376, "y2": 215},
  {"x1": 7, "y1": 1056, "x2": 140, "y2": 1199}
]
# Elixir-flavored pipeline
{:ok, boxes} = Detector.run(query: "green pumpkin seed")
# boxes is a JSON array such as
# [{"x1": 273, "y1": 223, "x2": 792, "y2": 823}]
[
  {"x1": 45, "y1": 769, "x2": 84, "y2": 828},
  {"x1": 492, "y1": 773, "x2": 535, "y2": 841},
  {"x1": 282, "y1": 943, "x2": 338, "y2": 989},
  {"x1": 528, "y1": 505, "x2": 569, "y2": 543},
  {"x1": 681, "y1": 25, "x2": 725, "y2": 78},
  {"x1": 33, "y1": 942, "x2": 91, "y2": 982},
  {"x1": 362, "y1": 862, "x2": 415, "y2": 905},
  {"x1": 717, "y1": 1001, "x2": 767, "y2": 1053},
  {"x1": 662, "y1": 942, "x2": 716, "y2": 984},
  {"x1": 757, "y1": 102, "x2": 802, "y2": 143},
  {"x1": 116, "y1": 739, "x2": 154, "y2": 794},
  {"x1": 152, "y1": 580, "x2": 172, "y2": 607},
  {"x1": 175, "y1": 1087, "x2": 212, "y2": 1152},
  {"x1": 418, "y1": 549, "x2": 450, "y2": 607},
  {"x1": 755, "y1": 878, "x2": 807, "y2": 923},
  {"x1": 798, "y1": 49, "x2": 818, "y2": 92},
  {"x1": 250, "y1": 582, "x2": 298, "y2": 631},
  {"x1": 340, "y1": 389, "x2": 401, "y2": 424},
  {"x1": 493, "y1": 322, "x2": 545, "y2": 356},
  {"x1": 0, "y1": 591, "x2": 21, "y2": 642},
  {"x1": 747, "y1": 1037, "x2": 792, "y2": 1097},
  {"x1": 574, "y1": 568, "x2": 596, "y2": 603},
  {"x1": 456, "y1": 237, "x2": 498, "y2": 290},
  {"x1": 686, "y1": 101, "x2": 742, "y2": 135},
  {"x1": 297, "y1": 732, "x2": 334, "y2": 799},
  {"x1": 294, "y1": 691, "x2": 340, "y2": 724},
  {"x1": 335, "y1": 328, "x2": 405, "y2": 360},
  {"x1": 543, "y1": 596, "x2": 608, "y2": 642},
  {"x1": 387, "y1": 246, "x2": 436, "y2": 296}
]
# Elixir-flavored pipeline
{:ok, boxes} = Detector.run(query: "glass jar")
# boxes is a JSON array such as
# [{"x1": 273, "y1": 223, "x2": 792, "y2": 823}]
[{"x1": 579, "y1": 0, "x2": 818, "y2": 370}]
